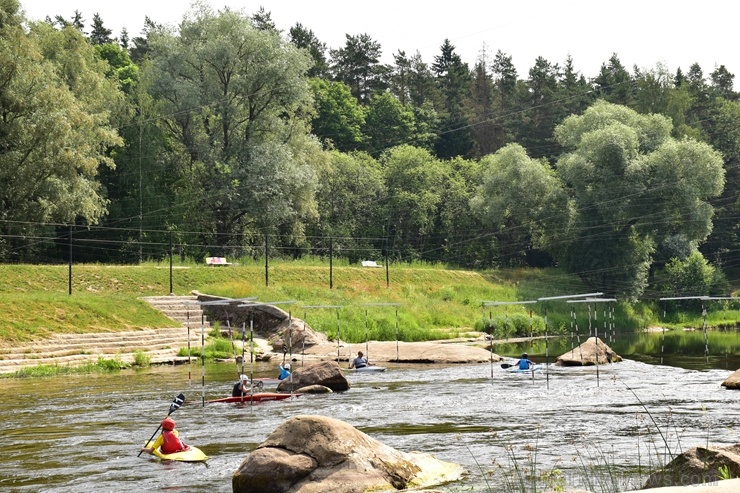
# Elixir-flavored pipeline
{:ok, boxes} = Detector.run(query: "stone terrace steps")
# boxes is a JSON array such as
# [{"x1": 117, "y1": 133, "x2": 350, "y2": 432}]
[
  {"x1": 0, "y1": 295, "x2": 216, "y2": 374},
  {"x1": 141, "y1": 295, "x2": 213, "y2": 328},
  {"x1": 0, "y1": 326, "x2": 202, "y2": 374}
]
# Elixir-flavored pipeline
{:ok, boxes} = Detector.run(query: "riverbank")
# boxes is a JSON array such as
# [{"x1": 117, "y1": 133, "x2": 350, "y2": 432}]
[{"x1": 0, "y1": 326, "x2": 509, "y2": 375}]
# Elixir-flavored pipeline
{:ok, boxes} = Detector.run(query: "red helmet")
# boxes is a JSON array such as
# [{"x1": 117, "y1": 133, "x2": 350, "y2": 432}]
[{"x1": 162, "y1": 417, "x2": 176, "y2": 431}]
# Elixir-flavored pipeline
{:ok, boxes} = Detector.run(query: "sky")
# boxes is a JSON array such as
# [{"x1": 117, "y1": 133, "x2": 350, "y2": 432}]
[{"x1": 21, "y1": 0, "x2": 739, "y2": 84}]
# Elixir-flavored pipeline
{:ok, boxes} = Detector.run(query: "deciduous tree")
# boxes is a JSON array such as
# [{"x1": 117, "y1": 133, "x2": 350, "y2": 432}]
[
  {"x1": 144, "y1": 4, "x2": 320, "y2": 249},
  {"x1": 553, "y1": 101, "x2": 725, "y2": 298},
  {"x1": 0, "y1": 8, "x2": 123, "y2": 258},
  {"x1": 309, "y1": 78, "x2": 365, "y2": 151}
]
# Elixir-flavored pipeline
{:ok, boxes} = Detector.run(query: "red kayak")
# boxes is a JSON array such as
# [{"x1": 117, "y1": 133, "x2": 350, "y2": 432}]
[{"x1": 206, "y1": 393, "x2": 300, "y2": 404}]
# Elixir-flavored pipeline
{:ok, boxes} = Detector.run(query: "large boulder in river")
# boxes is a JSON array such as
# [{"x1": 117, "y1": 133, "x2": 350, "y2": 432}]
[
  {"x1": 232, "y1": 414, "x2": 464, "y2": 493},
  {"x1": 721, "y1": 369, "x2": 740, "y2": 389},
  {"x1": 277, "y1": 361, "x2": 349, "y2": 392},
  {"x1": 642, "y1": 444, "x2": 740, "y2": 489},
  {"x1": 556, "y1": 336, "x2": 622, "y2": 366}
]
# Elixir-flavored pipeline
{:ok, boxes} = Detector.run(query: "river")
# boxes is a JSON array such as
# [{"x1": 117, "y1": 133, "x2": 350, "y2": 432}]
[{"x1": 1, "y1": 330, "x2": 739, "y2": 493}]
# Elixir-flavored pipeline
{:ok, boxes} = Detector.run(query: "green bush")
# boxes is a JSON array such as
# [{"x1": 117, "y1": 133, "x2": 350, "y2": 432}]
[
  {"x1": 133, "y1": 350, "x2": 151, "y2": 367},
  {"x1": 476, "y1": 313, "x2": 545, "y2": 337},
  {"x1": 655, "y1": 252, "x2": 729, "y2": 309}
]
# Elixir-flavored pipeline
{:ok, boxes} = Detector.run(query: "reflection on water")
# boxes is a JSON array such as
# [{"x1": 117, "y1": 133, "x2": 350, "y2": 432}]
[
  {"x1": 494, "y1": 328, "x2": 740, "y2": 371},
  {"x1": 0, "y1": 330, "x2": 738, "y2": 493}
]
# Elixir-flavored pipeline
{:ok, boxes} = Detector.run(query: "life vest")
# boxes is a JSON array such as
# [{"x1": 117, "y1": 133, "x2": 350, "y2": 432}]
[
  {"x1": 161, "y1": 430, "x2": 188, "y2": 454},
  {"x1": 518, "y1": 359, "x2": 530, "y2": 370}
]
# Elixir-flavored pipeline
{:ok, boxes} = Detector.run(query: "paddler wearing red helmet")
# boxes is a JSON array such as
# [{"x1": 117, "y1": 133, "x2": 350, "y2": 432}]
[{"x1": 141, "y1": 416, "x2": 190, "y2": 455}]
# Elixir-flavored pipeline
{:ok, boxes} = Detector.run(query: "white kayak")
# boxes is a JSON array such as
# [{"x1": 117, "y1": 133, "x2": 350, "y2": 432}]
[
  {"x1": 507, "y1": 364, "x2": 542, "y2": 373},
  {"x1": 346, "y1": 366, "x2": 386, "y2": 372},
  {"x1": 252, "y1": 377, "x2": 282, "y2": 387}
]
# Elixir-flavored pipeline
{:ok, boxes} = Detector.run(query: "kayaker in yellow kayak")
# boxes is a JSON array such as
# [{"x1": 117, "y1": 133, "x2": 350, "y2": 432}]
[{"x1": 140, "y1": 417, "x2": 190, "y2": 455}]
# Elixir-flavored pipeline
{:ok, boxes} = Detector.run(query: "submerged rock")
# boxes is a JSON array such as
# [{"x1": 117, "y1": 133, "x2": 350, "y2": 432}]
[
  {"x1": 232, "y1": 414, "x2": 463, "y2": 493},
  {"x1": 721, "y1": 368, "x2": 740, "y2": 389},
  {"x1": 295, "y1": 384, "x2": 332, "y2": 394}
]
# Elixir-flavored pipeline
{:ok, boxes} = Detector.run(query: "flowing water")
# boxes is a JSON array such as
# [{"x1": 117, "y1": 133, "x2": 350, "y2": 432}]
[{"x1": 1, "y1": 331, "x2": 739, "y2": 493}]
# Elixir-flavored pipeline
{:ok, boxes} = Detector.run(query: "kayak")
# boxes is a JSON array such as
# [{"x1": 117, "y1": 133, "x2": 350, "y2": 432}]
[
  {"x1": 144, "y1": 441, "x2": 208, "y2": 462},
  {"x1": 206, "y1": 393, "x2": 300, "y2": 404},
  {"x1": 252, "y1": 377, "x2": 282, "y2": 387},
  {"x1": 346, "y1": 366, "x2": 386, "y2": 372},
  {"x1": 507, "y1": 364, "x2": 542, "y2": 373}
]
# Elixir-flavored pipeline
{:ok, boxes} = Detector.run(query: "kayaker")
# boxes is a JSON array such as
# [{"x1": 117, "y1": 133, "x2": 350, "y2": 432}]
[
  {"x1": 141, "y1": 417, "x2": 189, "y2": 455},
  {"x1": 278, "y1": 362, "x2": 291, "y2": 380},
  {"x1": 349, "y1": 351, "x2": 368, "y2": 369},
  {"x1": 232, "y1": 374, "x2": 255, "y2": 397},
  {"x1": 514, "y1": 352, "x2": 535, "y2": 370}
]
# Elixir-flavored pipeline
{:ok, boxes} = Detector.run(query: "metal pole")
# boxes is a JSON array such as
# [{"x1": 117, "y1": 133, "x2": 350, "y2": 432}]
[
  {"x1": 201, "y1": 312, "x2": 205, "y2": 407},
  {"x1": 489, "y1": 309, "x2": 494, "y2": 379},
  {"x1": 385, "y1": 248, "x2": 389, "y2": 288},
  {"x1": 365, "y1": 309, "x2": 369, "y2": 361},
  {"x1": 544, "y1": 308, "x2": 549, "y2": 390},
  {"x1": 250, "y1": 314, "x2": 254, "y2": 411},
  {"x1": 169, "y1": 232, "x2": 173, "y2": 294},
  {"x1": 289, "y1": 310, "x2": 293, "y2": 396},
  {"x1": 395, "y1": 307, "x2": 399, "y2": 362},
  {"x1": 336, "y1": 309, "x2": 341, "y2": 364},
  {"x1": 264, "y1": 233, "x2": 269, "y2": 287},
  {"x1": 187, "y1": 307, "x2": 191, "y2": 386},
  {"x1": 702, "y1": 299, "x2": 709, "y2": 363},
  {"x1": 593, "y1": 303, "x2": 599, "y2": 387},
  {"x1": 68, "y1": 225, "x2": 73, "y2": 296},
  {"x1": 329, "y1": 237, "x2": 333, "y2": 289}
]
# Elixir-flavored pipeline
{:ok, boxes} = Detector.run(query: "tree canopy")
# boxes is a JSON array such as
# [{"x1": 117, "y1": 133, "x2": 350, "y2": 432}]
[
  {"x1": 143, "y1": 4, "x2": 320, "y2": 247},
  {"x1": 2, "y1": 3, "x2": 739, "y2": 297}
]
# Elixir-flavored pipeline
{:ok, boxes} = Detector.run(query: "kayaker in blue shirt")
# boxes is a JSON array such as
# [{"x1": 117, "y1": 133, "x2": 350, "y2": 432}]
[
  {"x1": 278, "y1": 362, "x2": 291, "y2": 380},
  {"x1": 349, "y1": 351, "x2": 368, "y2": 369},
  {"x1": 515, "y1": 352, "x2": 535, "y2": 370}
]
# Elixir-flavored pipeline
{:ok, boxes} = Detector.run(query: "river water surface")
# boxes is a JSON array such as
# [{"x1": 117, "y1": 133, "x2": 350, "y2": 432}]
[{"x1": 1, "y1": 332, "x2": 739, "y2": 493}]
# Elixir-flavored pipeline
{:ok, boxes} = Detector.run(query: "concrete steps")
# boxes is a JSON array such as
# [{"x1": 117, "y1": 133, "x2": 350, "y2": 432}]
[
  {"x1": 0, "y1": 295, "x2": 215, "y2": 374},
  {"x1": 141, "y1": 295, "x2": 213, "y2": 328}
]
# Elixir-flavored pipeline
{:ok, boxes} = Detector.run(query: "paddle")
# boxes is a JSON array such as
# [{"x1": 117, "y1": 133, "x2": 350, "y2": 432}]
[
  {"x1": 500, "y1": 363, "x2": 514, "y2": 369},
  {"x1": 282, "y1": 344, "x2": 287, "y2": 362},
  {"x1": 137, "y1": 393, "x2": 185, "y2": 457}
]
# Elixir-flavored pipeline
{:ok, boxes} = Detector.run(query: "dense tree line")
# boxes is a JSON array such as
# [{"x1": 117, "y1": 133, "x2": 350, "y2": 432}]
[{"x1": 1, "y1": 1, "x2": 738, "y2": 300}]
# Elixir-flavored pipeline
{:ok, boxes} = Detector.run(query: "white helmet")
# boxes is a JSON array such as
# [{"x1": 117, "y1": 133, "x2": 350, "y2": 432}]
[
  {"x1": 284, "y1": 363, "x2": 291, "y2": 370},
  {"x1": 240, "y1": 374, "x2": 249, "y2": 382}
]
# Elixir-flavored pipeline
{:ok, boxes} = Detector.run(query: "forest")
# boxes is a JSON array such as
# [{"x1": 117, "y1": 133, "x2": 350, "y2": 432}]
[{"x1": 1, "y1": 0, "x2": 738, "y2": 301}]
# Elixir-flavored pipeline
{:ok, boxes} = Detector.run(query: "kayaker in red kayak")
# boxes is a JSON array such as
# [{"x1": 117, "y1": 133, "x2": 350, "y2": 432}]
[
  {"x1": 232, "y1": 374, "x2": 256, "y2": 397},
  {"x1": 141, "y1": 417, "x2": 190, "y2": 455}
]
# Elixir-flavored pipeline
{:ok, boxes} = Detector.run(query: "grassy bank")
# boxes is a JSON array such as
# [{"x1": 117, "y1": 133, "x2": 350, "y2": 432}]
[{"x1": 0, "y1": 260, "x2": 736, "y2": 344}]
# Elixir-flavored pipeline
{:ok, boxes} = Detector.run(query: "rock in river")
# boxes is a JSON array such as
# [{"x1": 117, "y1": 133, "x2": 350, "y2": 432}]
[{"x1": 232, "y1": 414, "x2": 463, "y2": 493}]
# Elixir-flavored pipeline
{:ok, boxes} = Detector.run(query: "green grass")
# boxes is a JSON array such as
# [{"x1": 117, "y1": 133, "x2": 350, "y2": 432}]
[
  {"x1": 0, "y1": 261, "x2": 736, "y2": 344},
  {"x1": 4, "y1": 355, "x2": 129, "y2": 378}
]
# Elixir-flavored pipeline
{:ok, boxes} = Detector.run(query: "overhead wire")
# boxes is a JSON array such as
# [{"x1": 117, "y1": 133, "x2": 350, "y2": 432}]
[{"x1": 3, "y1": 27, "x2": 738, "y2": 289}]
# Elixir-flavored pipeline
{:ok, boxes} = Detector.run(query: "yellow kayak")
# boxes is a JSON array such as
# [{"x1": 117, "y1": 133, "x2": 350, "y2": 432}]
[{"x1": 144, "y1": 441, "x2": 209, "y2": 462}]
